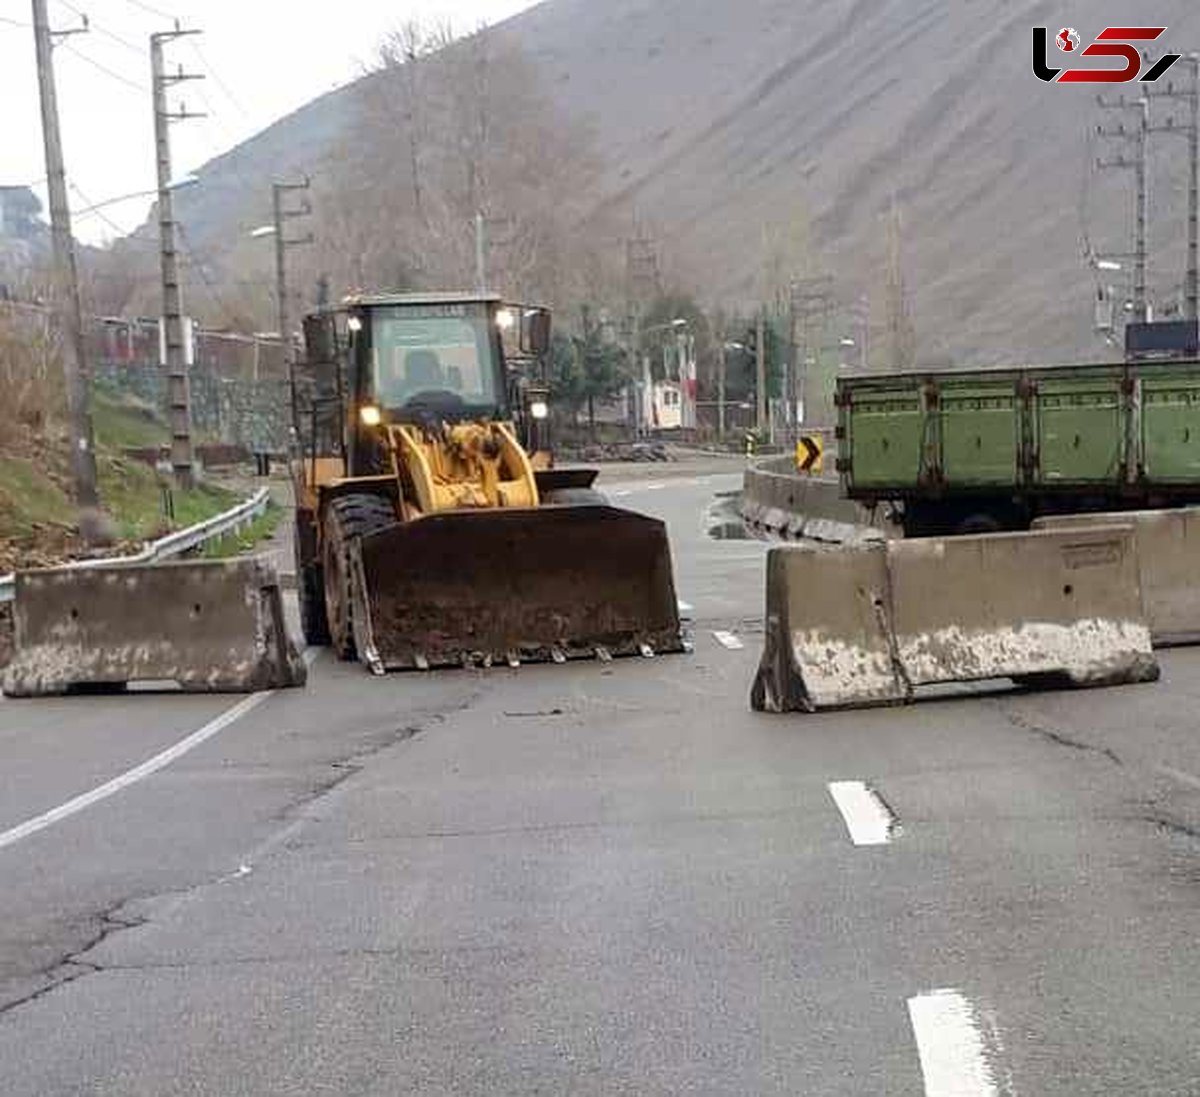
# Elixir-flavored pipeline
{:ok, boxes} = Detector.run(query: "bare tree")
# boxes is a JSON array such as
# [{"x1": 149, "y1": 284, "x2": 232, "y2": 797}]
[{"x1": 316, "y1": 22, "x2": 611, "y2": 309}]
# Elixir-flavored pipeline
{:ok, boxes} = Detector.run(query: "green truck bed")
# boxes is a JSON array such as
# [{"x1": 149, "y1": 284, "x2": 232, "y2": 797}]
[{"x1": 836, "y1": 360, "x2": 1200, "y2": 536}]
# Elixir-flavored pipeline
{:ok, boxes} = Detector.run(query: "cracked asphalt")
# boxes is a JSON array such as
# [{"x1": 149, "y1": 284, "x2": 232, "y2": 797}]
[{"x1": 3, "y1": 457, "x2": 1200, "y2": 1094}]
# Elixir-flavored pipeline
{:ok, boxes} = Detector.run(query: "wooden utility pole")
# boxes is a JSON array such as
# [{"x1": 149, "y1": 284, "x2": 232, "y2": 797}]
[
  {"x1": 31, "y1": 0, "x2": 100, "y2": 524},
  {"x1": 151, "y1": 26, "x2": 204, "y2": 489}
]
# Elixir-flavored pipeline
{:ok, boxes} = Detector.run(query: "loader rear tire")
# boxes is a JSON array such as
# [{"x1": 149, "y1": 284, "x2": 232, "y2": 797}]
[
  {"x1": 295, "y1": 521, "x2": 331, "y2": 647},
  {"x1": 322, "y1": 494, "x2": 398, "y2": 661}
]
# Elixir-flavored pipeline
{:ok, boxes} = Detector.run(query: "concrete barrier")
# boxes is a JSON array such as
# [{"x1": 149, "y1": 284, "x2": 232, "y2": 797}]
[
  {"x1": 889, "y1": 528, "x2": 1157, "y2": 688},
  {"x1": 751, "y1": 527, "x2": 1158, "y2": 713},
  {"x1": 741, "y1": 462, "x2": 892, "y2": 545},
  {"x1": 2, "y1": 557, "x2": 307, "y2": 697},
  {"x1": 751, "y1": 544, "x2": 906, "y2": 713},
  {"x1": 1033, "y1": 509, "x2": 1200, "y2": 647}
]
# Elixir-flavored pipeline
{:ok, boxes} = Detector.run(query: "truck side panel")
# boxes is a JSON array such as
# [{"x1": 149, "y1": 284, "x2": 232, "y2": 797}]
[
  {"x1": 1033, "y1": 374, "x2": 1125, "y2": 485},
  {"x1": 939, "y1": 380, "x2": 1020, "y2": 486},
  {"x1": 1142, "y1": 370, "x2": 1200, "y2": 482},
  {"x1": 840, "y1": 384, "x2": 926, "y2": 489}
]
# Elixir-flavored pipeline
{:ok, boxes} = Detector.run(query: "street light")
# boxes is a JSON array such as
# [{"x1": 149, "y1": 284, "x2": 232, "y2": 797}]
[
  {"x1": 250, "y1": 224, "x2": 277, "y2": 239},
  {"x1": 641, "y1": 317, "x2": 689, "y2": 336}
]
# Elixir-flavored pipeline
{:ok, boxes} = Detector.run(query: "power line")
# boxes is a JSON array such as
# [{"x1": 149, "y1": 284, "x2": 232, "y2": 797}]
[
  {"x1": 177, "y1": 222, "x2": 241, "y2": 329},
  {"x1": 60, "y1": 41, "x2": 148, "y2": 93},
  {"x1": 58, "y1": 4, "x2": 144, "y2": 56},
  {"x1": 119, "y1": 0, "x2": 176, "y2": 22},
  {"x1": 67, "y1": 182, "x2": 159, "y2": 247},
  {"x1": 0, "y1": 14, "x2": 32, "y2": 29},
  {"x1": 190, "y1": 39, "x2": 250, "y2": 121}
]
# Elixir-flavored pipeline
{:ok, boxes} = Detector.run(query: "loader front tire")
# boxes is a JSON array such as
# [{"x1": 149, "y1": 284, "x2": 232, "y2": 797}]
[{"x1": 322, "y1": 494, "x2": 398, "y2": 661}]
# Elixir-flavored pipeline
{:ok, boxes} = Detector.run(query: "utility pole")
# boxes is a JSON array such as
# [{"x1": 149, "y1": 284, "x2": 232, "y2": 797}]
[
  {"x1": 271, "y1": 179, "x2": 314, "y2": 370},
  {"x1": 1096, "y1": 94, "x2": 1152, "y2": 323},
  {"x1": 885, "y1": 198, "x2": 916, "y2": 369},
  {"x1": 717, "y1": 340, "x2": 727, "y2": 443},
  {"x1": 474, "y1": 211, "x2": 487, "y2": 293},
  {"x1": 755, "y1": 308, "x2": 767, "y2": 435},
  {"x1": 31, "y1": 0, "x2": 100, "y2": 530},
  {"x1": 152, "y1": 26, "x2": 204, "y2": 489},
  {"x1": 625, "y1": 233, "x2": 661, "y2": 440},
  {"x1": 791, "y1": 276, "x2": 835, "y2": 432},
  {"x1": 1146, "y1": 57, "x2": 1200, "y2": 321}
]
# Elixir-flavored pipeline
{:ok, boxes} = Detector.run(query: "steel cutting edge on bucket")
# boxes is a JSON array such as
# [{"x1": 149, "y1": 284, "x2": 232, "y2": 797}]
[
  {"x1": 351, "y1": 505, "x2": 684, "y2": 671},
  {"x1": 751, "y1": 526, "x2": 1159, "y2": 714},
  {"x1": 2, "y1": 557, "x2": 307, "y2": 697}
]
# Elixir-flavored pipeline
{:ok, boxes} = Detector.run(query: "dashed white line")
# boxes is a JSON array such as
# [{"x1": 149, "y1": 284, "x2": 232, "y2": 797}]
[
  {"x1": 0, "y1": 649, "x2": 318, "y2": 853},
  {"x1": 712, "y1": 630, "x2": 744, "y2": 650},
  {"x1": 827, "y1": 780, "x2": 897, "y2": 846},
  {"x1": 907, "y1": 990, "x2": 1000, "y2": 1097}
]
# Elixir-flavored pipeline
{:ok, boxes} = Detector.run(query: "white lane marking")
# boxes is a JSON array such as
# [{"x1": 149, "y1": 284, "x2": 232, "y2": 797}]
[
  {"x1": 0, "y1": 648, "x2": 318, "y2": 854},
  {"x1": 907, "y1": 990, "x2": 1000, "y2": 1097},
  {"x1": 712, "y1": 630, "x2": 744, "y2": 650},
  {"x1": 0, "y1": 693, "x2": 270, "y2": 853},
  {"x1": 827, "y1": 780, "x2": 897, "y2": 846}
]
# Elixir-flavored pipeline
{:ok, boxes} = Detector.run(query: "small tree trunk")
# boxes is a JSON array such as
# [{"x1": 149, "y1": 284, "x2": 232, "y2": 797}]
[{"x1": 588, "y1": 394, "x2": 596, "y2": 442}]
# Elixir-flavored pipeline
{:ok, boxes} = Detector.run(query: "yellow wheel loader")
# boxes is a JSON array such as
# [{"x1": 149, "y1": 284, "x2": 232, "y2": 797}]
[{"x1": 290, "y1": 293, "x2": 684, "y2": 674}]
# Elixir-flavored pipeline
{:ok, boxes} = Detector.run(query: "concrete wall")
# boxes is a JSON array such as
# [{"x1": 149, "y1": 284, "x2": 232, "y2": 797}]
[
  {"x1": 741, "y1": 461, "x2": 895, "y2": 544},
  {"x1": 96, "y1": 365, "x2": 292, "y2": 453}
]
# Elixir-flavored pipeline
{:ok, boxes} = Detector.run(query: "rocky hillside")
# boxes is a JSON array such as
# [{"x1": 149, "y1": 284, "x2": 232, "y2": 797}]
[{"x1": 159, "y1": 0, "x2": 1200, "y2": 366}]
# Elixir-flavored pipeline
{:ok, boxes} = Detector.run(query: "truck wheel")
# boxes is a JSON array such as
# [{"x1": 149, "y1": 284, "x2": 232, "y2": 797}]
[
  {"x1": 295, "y1": 524, "x2": 331, "y2": 647},
  {"x1": 322, "y1": 494, "x2": 397, "y2": 661},
  {"x1": 542, "y1": 487, "x2": 609, "y2": 507},
  {"x1": 956, "y1": 514, "x2": 1003, "y2": 536}
]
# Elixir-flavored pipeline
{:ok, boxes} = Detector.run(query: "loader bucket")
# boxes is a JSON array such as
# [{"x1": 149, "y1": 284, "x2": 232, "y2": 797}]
[
  {"x1": 350, "y1": 505, "x2": 683, "y2": 671},
  {"x1": 2, "y1": 557, "x2": 307, "y2": 697}
]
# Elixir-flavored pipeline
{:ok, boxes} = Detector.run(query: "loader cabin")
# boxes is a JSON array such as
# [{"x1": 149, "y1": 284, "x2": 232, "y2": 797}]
[{"x1": 297, "y1": 293, "x2": 553, "y2": 479}]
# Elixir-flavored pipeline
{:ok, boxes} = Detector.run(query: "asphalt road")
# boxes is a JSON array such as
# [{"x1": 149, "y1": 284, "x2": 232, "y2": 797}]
[{"x1": 2, "y1": 456, "x2": 1200, "y2": 1094}]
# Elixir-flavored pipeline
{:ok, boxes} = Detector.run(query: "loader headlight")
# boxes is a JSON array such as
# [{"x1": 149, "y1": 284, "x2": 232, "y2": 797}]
[
  {"x1": 360, "y1": 404, "x2": 383, "y2": 427},
  {"x1": 530, "y1": 401, "x2": 549, "y2": 421},
  {"x1": 496, "y1": 308, "x2": 516, "y2": 331}
]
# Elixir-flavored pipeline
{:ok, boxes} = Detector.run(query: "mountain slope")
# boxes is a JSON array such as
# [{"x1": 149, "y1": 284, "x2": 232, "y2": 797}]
[{"x1": 166, "y1": 0, "x2": 1200, "y2": 365}]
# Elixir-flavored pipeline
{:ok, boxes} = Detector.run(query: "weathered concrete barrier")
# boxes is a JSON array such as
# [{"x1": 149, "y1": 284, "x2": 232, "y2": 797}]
[
  {"x1": 2, "y1": 557, "x2": 307, "y2": 697},
  {"x1": 1033, "y1": 509, "x2": 1200, "y2": 647},
  {"x1": 751, "y1": 526, "x2": 1158, "y2": 713},
  {"x1": 751, "y1": 543, "x2": 905, "y2": 712},
  {"x1": 741, "y1": 460, "x2": 892, "y2": 545}
]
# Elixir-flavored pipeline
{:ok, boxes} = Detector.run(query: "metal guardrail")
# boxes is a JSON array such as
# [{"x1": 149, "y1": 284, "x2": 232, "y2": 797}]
[{"x1": 0, "y1": 487, "x2": 272, "y2": 604}]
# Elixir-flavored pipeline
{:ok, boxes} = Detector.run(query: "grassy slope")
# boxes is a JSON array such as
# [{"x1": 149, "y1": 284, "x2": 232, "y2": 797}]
[
  {"x1": 0, "y1": 390, "x2": 236, "y2": 570},
  {"x1": 201, "y1": 502, "x2": 284, "y2": 559}
]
